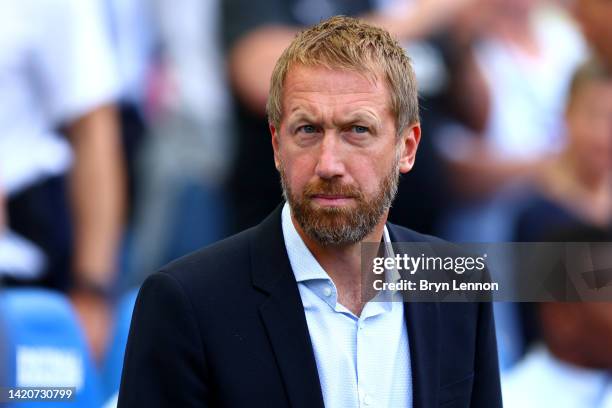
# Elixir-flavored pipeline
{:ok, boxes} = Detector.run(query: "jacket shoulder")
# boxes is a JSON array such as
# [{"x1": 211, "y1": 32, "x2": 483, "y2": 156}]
[
  {"x1": 158, "y1": 226, "x2": 255, "y2": 289},
  {"x1": 386, "y1": 222, "x2": 447, "y2": 244}
]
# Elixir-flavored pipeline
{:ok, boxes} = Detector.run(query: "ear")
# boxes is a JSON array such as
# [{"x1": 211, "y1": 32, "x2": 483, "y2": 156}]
[
  {"x1": 398, "y1": 123, "x2": 421, "y2": 174},
  {"x1": 270, "y1": 123, "x2": 281, "y2": 171}
]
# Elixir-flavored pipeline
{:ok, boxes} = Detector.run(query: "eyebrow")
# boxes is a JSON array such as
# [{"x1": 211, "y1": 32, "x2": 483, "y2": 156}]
[
  {"x1": 340, "y1": 112, "x2": 380, "y2": 126},
  {"x1": 286, "y1": 110, "x2": 319, "y2": 124},
  {"x1": 286, "y1": 110, "x2": 381, "y2": 128}
]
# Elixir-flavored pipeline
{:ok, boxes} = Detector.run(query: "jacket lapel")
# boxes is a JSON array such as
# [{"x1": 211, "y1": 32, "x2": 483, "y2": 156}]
[
  {"x1": 404, "y1": 302, "x2": 440, "y2": 408},
  {"x1": 388, "y1": 223, "x2": 441, "y2": 408},
  {"x1": 250, "y1": 206, "x2": 325, "y2": 408}
]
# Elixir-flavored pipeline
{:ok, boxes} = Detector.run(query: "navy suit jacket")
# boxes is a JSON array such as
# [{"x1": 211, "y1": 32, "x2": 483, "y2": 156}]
[{"x1": 118, "y1": 205, "x2": 502, "y2": 407}]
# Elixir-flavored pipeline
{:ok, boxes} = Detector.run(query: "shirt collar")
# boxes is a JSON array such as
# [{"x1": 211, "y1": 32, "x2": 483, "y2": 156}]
[
  {"x1": 281, "y1": 202, "x2": 330, "y2": 283},
  {"x1": 281, "y1": 202, "x2": 399, "y2": 284}
]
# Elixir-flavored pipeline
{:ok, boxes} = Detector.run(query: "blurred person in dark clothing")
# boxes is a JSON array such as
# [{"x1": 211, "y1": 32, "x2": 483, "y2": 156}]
[
  {"x1": 223, "y1": 0, "x2": 480, "y2": 234},
  {"x1": 0, "y1": 183, "x2": 46, "y2": 277},
  {"x1": 0, "y1": 0, "x2": 126, "y2": 359},
  {"x1": 515, "y1": 59, "x2": 612, "y2": 242}
]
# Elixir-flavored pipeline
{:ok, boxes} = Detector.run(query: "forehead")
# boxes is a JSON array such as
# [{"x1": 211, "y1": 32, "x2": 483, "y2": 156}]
[{"x1": 281, "y1": 64, "x2": 392, "y2": 119}]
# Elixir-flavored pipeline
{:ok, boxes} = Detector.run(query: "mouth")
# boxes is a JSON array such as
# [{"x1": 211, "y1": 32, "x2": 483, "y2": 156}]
[{"x1": 309, "y1": 194, "x2": 356, "y2": 207}]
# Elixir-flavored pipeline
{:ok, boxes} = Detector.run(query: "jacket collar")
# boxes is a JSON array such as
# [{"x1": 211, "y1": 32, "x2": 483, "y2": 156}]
[
  {"x1": 388, "y1": 224, "x2": 441, "y2": 408},
  {"x1": 250, "y1": 205, "x2": 326, "y2": 408}
]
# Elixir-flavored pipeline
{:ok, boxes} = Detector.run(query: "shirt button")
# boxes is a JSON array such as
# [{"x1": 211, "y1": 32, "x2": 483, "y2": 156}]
[
  {"x1": 363, "y1": 394, "x2": 373, "y2": 406},
  {"x1": 323, "y1": 286, "x2": 332, "y2": 297}
]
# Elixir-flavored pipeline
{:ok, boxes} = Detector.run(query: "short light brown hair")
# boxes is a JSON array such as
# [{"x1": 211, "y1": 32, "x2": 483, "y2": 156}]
[{"x1": 266, "y1": 15, "x2": 419, "y2": 134}]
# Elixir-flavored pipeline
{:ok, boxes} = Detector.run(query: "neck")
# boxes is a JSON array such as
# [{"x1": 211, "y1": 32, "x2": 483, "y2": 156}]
[{"x1": 291, "y1": 212, "x2": 388, "y2": 315}]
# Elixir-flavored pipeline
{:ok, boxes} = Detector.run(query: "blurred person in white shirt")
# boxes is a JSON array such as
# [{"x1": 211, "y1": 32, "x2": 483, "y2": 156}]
[
  {"x1": 0, "y1": 0, "x2": 125, "y2": 360},
  {"x1": 439, "y1": 0, "x2": 588, "y2": 200}
]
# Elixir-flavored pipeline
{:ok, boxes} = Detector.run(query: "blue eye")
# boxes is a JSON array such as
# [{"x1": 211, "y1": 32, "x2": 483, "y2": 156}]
[
  {"x1": 352, "y1": 125, "x2": 369, "y2": 134},
  {"x1": 299, "y1": 125, "x2": 317, "y2": 134}
]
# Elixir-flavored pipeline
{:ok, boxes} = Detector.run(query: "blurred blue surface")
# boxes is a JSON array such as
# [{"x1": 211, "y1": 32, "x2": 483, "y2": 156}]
[{"x1": 0, "y1": 288, "x2": 103, "y2": 407}]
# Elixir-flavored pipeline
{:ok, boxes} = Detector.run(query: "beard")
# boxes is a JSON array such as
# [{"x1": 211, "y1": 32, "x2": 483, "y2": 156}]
[{"x1": 279, "y1": 154, "x2": 401, "y2": 246}]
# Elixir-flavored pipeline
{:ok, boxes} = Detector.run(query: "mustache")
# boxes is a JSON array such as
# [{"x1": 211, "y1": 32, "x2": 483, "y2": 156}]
[{"x1": 302, "y1": 179, "x2": 363, "y2": 199}]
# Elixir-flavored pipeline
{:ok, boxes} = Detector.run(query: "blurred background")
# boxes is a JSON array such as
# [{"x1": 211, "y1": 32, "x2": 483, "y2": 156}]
[{"x1": 0, "y1": 0, "x2": 610, "y2": 406}]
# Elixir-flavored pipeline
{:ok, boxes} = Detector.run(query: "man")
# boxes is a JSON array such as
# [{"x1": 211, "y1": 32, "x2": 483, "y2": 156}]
[{"x1": 119, "y1": 16, "x2": 501, "y2": 407}]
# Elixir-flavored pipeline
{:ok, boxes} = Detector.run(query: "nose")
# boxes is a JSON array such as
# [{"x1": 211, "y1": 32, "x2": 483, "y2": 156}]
[{"x1": 314, "y1": 132, "x2": 346, "y2": 180}]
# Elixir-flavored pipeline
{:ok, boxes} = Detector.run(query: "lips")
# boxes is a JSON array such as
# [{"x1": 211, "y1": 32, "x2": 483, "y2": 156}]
[
  {"x1": 309, "y1": 194, "x2": 357, "y2": 207},
  {"x1": 311, "y1": 194, "x2": 354, "y2": 200}
]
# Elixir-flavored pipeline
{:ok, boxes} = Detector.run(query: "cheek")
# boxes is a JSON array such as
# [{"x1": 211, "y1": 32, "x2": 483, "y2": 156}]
[
  {"x1": 280, "y1": 152, "x2": 316, "y2": 188},
  {"x1": 348, "y1": 156, "x2": 391, "y2": 195}
]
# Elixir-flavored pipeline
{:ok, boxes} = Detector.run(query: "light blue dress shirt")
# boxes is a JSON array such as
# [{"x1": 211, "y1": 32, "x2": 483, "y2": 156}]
[{"x1": 281, "y1": 203, "x2": 412, "y2": 408}]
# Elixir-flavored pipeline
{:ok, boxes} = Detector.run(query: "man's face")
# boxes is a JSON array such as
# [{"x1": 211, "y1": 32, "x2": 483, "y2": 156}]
[
  {"x1": 574, "y1": 0, "x2": 612, "y2": 67},
  {"x1": 270, "y1": 64, "x2": 420, "y2": 246},
  {"x1": 566, "y1": 80, "x2": 612, "y2": 177}
]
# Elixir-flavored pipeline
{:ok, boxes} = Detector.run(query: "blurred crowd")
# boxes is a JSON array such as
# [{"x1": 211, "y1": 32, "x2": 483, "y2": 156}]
[{"x1": 0, "y1": 0, "x2": 611, "y2": 406}]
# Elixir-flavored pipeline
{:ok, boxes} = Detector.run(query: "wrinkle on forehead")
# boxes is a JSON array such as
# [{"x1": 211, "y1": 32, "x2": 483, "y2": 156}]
[
  {"x1": 281, "y1": 65, "x2": 393, "y2": 126},
  {"x1": 284, "y1": 64, "x2": 384, "y2": 95}
]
